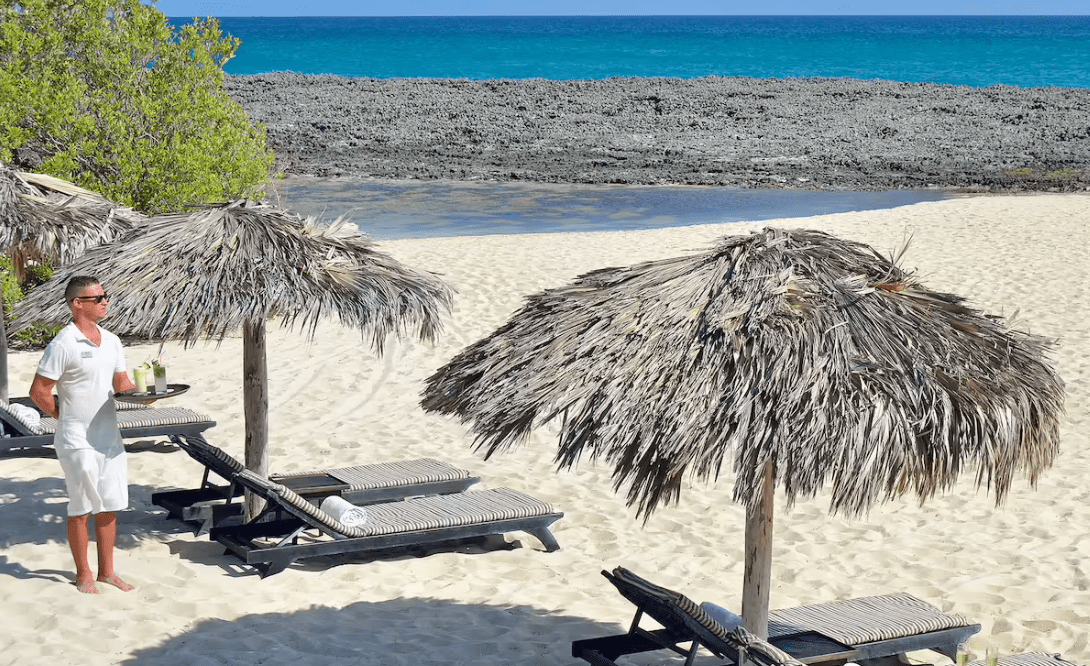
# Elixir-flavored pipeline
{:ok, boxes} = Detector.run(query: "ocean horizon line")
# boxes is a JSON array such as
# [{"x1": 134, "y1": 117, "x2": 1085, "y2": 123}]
[{"x1": 170, "y1": 14, "x2": 1089, "y2": 18}]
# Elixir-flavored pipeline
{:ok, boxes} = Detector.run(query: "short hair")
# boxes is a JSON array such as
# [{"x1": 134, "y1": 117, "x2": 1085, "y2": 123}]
[{"x1": 64, "y1": 276, "x2": 101, "y2": 304}]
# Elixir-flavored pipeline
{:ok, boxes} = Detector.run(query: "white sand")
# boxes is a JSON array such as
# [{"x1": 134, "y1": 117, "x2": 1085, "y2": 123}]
[{"x1": 0, "y1": 193, "x2": 1087, "y2": 665}]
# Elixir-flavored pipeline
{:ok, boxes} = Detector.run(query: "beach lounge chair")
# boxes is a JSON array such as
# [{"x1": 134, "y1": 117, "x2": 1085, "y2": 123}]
[
  {"x1": 571, "y1": 567, "x2": 981, "y2": 666},
  {"x1": 570, "y1": 566, "x2": 810, "y2": 666},
  {"x1": 151, "y1": 432, "x2": 481, "y2": 533},
  {"x1": 209, "y1": 468, "x2": 564, "y2": 576},
  {"x1": 0, "y1": 397, "x2": 216, "y2": 452}
]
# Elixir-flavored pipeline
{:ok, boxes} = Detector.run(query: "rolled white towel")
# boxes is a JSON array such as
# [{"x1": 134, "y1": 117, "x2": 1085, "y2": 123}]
[
  {"x1": 699, "y1": 601, "x2": 744, "y2": 632},
  {"x1": 6, "y1": 403, "x2": 42, "y2": 432},
  {"x1": 319, "y1": 495, "x2": 368, "y2": 527}
]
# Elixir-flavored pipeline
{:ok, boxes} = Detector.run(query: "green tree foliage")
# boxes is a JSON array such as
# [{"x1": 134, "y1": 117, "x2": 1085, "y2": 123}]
[
  {"x1": 0, "y1": 0, "x2": 274, "y2": 213},
  {"x1": 0, "y1": 255, "x2": 20, "y2": 319},
  {"x1": 0, "y1": 255, "x2": 58, "y2": 348}
]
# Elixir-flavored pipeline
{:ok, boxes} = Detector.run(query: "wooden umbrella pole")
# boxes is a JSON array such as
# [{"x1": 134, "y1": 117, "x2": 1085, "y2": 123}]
[
  {"x1": 742, "y1": 457, "x2": 775, "y2": 640},
  {"x1": 243, "y1": 319, "x2": 269, "y2": 521}
]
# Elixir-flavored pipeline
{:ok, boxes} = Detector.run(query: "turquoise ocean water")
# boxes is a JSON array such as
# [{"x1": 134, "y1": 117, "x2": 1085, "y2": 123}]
[
  {"x1": 179, "y1": 15, "x2": 1090, "y2": 239},
  {"x1": 197, "y1": 15, "x2": 1090, "y2": 88}
]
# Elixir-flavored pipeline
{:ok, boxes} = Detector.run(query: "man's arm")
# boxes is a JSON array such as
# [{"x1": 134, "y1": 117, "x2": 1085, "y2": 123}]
[{"x1": 30, "y1": 374, "x2": 58, "y2": 418}]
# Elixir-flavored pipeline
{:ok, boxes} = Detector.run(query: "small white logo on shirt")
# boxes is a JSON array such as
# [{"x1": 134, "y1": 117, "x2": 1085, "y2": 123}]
[{"x1": 81, "y1": 351, "x2": 94, "y2": 358}]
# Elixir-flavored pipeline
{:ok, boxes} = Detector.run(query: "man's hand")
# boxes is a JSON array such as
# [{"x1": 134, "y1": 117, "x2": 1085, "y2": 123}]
[
  {"x1": 113, "y1": 371, "x2": 154, "y2": 405},
  {"x1": 113, "y1": 371, "x2": 137, "y2": 394}
]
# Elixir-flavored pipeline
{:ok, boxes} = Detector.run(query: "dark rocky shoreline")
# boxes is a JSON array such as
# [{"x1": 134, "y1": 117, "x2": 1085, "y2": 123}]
[{"x1": 225, "y1": 73, "x2": 1090, "y2": 192}]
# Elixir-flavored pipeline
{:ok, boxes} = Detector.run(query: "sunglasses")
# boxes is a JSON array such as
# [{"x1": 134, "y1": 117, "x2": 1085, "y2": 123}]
[{"x1": 73, "y1": 294, "x2": 109, "y2": 304}]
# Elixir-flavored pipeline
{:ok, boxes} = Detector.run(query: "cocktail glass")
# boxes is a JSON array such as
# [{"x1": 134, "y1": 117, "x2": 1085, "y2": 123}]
[
  {"x1": 133, "y1": 367, "x2": 148, "y2": 393},
  {"x1": 154, "y1": 364, "x2": 167, "y2": 393}
]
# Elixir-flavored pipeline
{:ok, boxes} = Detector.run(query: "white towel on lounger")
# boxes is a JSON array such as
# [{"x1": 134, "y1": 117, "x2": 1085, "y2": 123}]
[
  {"x1": 319, "y1": 495, "x2": 368, "y2": 527},
  {"x1": 5, "y1": 403, "x2": 42, "y2": 433},
  {"x1": 700, "y1": 601, "x2": 744, "y2": 631}
]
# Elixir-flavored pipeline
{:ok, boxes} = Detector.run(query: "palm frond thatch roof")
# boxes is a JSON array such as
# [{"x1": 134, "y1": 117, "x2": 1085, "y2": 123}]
[
  {"x1": 421, "y1": 227, "x2": 1065, "y2": 518},
  {"x1": 11, "y1": 199, "x2": 453, "y2": 348},
  {"x1": 0, "y1": 163, "x2": 142, "y2": 263}
]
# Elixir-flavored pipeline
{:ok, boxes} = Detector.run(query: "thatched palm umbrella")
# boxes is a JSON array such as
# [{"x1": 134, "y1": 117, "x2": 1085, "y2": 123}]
[
  {"x1": 13, "y1": 199, "x2": 453, "y2": 517},
  {"x1": 421, "y1": 226, "x2": 1064, "y2": 638},
  {"x1": 0, "y1": 163, "x2": 140, "y2": 401}
]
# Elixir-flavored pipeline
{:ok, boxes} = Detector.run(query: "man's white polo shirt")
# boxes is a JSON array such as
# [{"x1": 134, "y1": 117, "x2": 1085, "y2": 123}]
[{"x1": 36, "y1": 322, "x2": 126, "y2": 453}]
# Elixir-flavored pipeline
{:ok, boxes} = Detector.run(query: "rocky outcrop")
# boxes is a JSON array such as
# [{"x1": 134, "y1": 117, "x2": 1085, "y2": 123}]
[{"x1": 226, "y1": 74, "x2": 1090, "y2": 192}]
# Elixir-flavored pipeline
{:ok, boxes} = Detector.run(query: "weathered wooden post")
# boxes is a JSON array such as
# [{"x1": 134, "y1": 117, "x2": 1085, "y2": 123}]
[
  {"x1": 742, "y1": 457, "x2": 774, "y2": 639},
  {"x1": 243, "y1": 320, "x2": 269, "y2": 521}
]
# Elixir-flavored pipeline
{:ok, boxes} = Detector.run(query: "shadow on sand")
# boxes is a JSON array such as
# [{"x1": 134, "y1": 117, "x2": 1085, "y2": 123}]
[{"x1": 119, "y1": 596, "x2": 625, "y2": 666}]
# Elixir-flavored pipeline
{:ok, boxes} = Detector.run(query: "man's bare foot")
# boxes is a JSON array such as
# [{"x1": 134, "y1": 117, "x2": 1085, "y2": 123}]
[
  {"x1": 97, "y1": 573, "x2": 133, "y2": 592},
  {"x1": 76, "y1": 576, "x2": 100, "y2": 594}
]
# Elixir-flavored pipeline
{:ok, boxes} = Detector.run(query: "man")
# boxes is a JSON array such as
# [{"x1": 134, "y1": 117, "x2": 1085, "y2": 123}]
[{"x1": 30, "y1": 276, "x2": 138, "y2": 594}]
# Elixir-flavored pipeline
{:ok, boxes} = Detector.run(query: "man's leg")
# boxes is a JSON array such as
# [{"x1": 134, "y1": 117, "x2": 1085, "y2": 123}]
[
  {"x1": 93, "y1": 512, "x2": 133, "y2": 591},
  {"x1": 67, "y1": 513, "x2": 98, "y2": 594}
]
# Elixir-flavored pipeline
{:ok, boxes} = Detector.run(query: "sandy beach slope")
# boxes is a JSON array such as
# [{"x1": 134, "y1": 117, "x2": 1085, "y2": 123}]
[{"x1": 0, "y1": 193, "x2": 1087, "y2": 665}]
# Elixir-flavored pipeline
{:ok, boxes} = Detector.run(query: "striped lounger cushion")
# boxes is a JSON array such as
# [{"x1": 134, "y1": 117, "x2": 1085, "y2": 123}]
[
  {"x1": 37, "y1": 406, "x2": 213, "y2": 434},
  {"x1": 2, "y1": 401, "x2": 210, "y2": 436},
  {"x1": 358, "y1": 488, "x2": 555, "y2": 536},
  {"x1": 0, "y1": 402, "x2": 42, "y2": 432},
  {"x1": 768, "y1": 592, "x2": 974, "y2": 646},
  {"x1": 246, "y1": 468, "x2": 555, "y2": 540},
  {"x1": 613, "y1": 567, "x2": 741, "y2": 645},
  {"x1": 277, "y1": 458, "x2": 471, "y2": 490}
]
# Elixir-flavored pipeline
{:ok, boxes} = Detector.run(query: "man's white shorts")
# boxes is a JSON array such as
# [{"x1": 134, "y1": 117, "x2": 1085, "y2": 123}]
[{"x1": 57, "y1": 448, "x2": 128, "y2": 516}]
